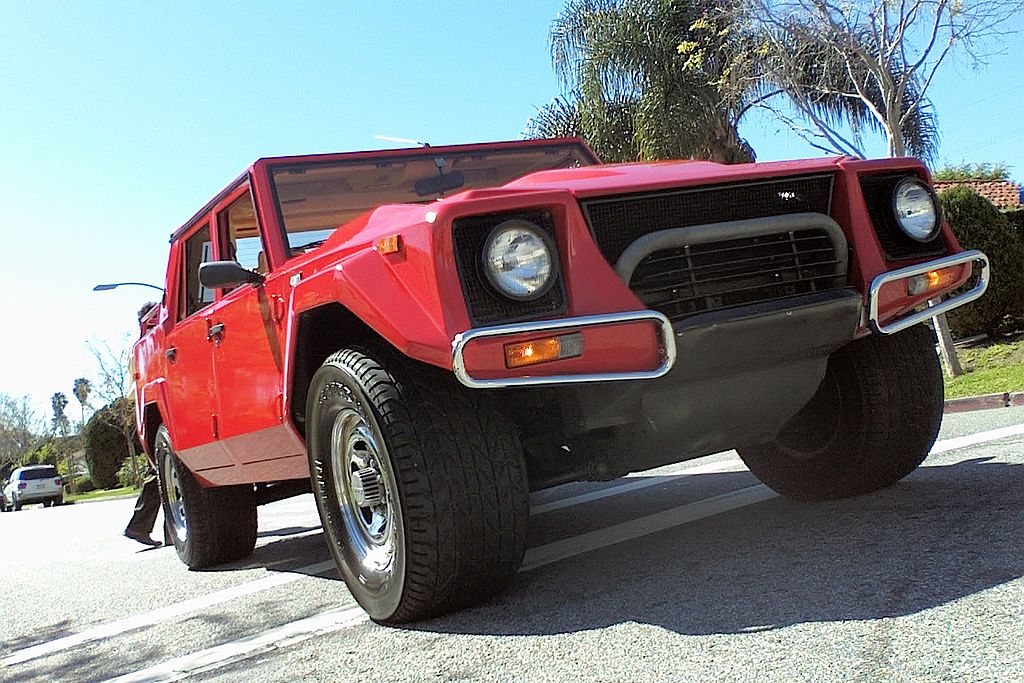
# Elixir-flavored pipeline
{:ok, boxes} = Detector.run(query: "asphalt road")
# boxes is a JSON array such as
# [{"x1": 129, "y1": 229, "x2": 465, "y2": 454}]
[{"x1": 2, "y1": 406, "x2": 1022, "y2": 683}]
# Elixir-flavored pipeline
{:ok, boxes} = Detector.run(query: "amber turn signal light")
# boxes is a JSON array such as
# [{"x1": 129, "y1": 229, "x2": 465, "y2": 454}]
[
  {"x1": 906, "y1": 266, "x2": 960, "y2": 296},
  {"x1": 504, "y1": 332, "x2": 584, "y2": 369},
  {"x1": 376, "y1": 234, "x2": 402, "y2": 254}
]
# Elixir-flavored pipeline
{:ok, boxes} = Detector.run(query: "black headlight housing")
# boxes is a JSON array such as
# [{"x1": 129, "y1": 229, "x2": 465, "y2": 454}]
[
  {"x1": 860, "y1": 173, "x2": 946, "y2": 260},
  {"x1": 452, "y1": 209, "x2": 566, "y2": 325}
]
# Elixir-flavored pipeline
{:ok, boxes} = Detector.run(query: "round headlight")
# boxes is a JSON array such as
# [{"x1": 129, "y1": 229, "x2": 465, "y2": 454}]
[
  {"x1": 893, "y1": 178, "x2": 939, "y2": 242},
  {"x1": 481, "y1": 220, "x2": 557, "y2": 301}
]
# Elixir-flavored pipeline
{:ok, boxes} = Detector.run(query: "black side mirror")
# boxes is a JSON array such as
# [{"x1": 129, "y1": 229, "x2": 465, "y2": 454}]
[{"x1": 199, "y1": 261, "x2": 263, "y2": 289}]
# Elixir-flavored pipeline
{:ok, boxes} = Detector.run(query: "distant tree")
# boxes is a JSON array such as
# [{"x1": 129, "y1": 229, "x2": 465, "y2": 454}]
[
  {"x1": 933, "y1": 162, "x2": 1012, "y2": 181},
  {"x1": 50, "y1": 392, "x2": 70, "y2": 438},
  {"x1": 747, "y1": 0, "x2": 1024, "y2": 164},
  {"x1": 0, "y1": 393, "x2": 42, "y2": 476},
  {"x1": 72, "y1": 377, "x2": 92, "y2": 433},
  {"x1": 26, "y1": 438, "x2": 60, "y2": 467},
  {"x1": 88, "y1": 336, "x2": 140, "y2": 485},
  {"x1": 529, "y1": 0, "x2": 756, "y2": 163},
  {"x1": 50, "y1": 391, "x2": 75, "y2": 490}
]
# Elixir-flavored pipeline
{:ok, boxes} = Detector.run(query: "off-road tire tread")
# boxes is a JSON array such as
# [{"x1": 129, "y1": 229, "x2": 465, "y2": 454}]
[
  {"x1": 315, "y1": 346, "x2": 528, "y2": 623},
  {"x1": 155, "y1": 425, "x2": 257, "y2": 568},
  {"x1": 738, "y1": 324, "x2": 943, "y2": 501}
]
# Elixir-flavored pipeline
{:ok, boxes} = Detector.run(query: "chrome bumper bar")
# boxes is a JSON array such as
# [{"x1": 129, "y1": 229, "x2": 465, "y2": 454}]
[
  {"x1": 868, "y1": 250, "x2": 990, "y2": 335},
  {"x1": 451, "y1": 310, "x2": 676, "y2": 389}
]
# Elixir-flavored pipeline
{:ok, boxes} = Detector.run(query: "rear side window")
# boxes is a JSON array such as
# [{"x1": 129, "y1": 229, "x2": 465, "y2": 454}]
[{"x1": 20, "y1": 467, "x2": 57, "y2": 480}]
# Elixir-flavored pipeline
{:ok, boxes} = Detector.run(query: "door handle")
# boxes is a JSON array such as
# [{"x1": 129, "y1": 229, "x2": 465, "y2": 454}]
[{"x1": 207, "y1": 323, "x2": 225, "y2": 340}]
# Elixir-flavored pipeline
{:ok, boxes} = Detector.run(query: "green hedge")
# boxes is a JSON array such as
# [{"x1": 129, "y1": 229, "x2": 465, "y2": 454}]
[
  {"x1": 84, "y1": 409, "x2": 130, "y2": 489},
  {"x1": 1006, "y1": 209, "x2": 1024, "y2": 236},
  {"x1": 939, "y1": 187, "x2": 1024, "y2": 337}
]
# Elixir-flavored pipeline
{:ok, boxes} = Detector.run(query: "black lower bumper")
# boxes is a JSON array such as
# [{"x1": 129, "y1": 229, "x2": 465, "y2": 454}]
[{"x1": 563, "y1": 288, "x2": 864, "y2": 467}]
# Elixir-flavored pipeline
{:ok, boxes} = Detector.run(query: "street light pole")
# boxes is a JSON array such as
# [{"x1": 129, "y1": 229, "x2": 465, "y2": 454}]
[{"x1": 93, "y1": 282, "x2": 165, "y2": 293}]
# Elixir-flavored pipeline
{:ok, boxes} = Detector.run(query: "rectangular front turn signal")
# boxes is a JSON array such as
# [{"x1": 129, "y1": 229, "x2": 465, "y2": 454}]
[
  {"x1": 906, "y1": 266, "x2": 961, "y2": 296},
  {"x1": 504, "y1": 332, "x2": 584, "y2": 369},
  {"x1": 375, "y1": 234, "x2": 402, "y2": 254}
]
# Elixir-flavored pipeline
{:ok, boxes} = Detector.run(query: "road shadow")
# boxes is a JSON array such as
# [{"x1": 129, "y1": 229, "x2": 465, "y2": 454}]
[
  {"x1": 410, "y1": 457, "x2": 1024, "y2": 638},
  {"x1": 0, "y1": 620, "x2": 76, "y2": 658},
  {"x1": 200, "y1": 527, "x2": 336, "y2": 577},
  {"x1": 256, "y1": 524, "x2": 321, "y2": 539},
  {"x1": 6, "y1": 642, "x2": 166, "y2": 683}
]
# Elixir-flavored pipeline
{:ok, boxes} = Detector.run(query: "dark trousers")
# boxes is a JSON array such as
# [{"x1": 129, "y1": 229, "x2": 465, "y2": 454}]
[{"x1": 126, "y1": 474, "x2": 161, "y2": 536}]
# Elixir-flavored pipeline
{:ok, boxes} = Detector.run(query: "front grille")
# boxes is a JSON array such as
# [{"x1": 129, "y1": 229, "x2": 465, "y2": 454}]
[
  {"x1": 452, "y1": 209, "x2": 566, "y2": 325},
  {"x1": 859, "y1": 173, "x2": 946, "y2": 260},
  {"x1": 582, "y1": 174, "x2": 834, "y2": 264},
  {"x1": 629, "y1": 229, "x2": 846, "y2": 323}
]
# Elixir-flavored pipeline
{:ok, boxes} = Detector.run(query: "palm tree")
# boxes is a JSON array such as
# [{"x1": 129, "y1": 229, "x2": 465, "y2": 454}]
[
  {"x1": 72, "y1": 378, "x2": 92, "y2": 433},
  {"x1": 51, "y1": 391, "x2": 74, "y2": 492},
  {"x1": 529, "y1": 0, "x2": 756, "y2": 163},
  {"x1": 50, "y1": 392, "x2": 70, "y2": 437}
]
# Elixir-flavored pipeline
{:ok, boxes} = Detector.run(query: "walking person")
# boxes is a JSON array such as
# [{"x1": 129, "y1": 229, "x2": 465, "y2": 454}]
[
  {"x1": 124, "y1": 466, "x2": 163, "y2": 546},
  {"x1": 124, "y1": 300, "x2": 165, "y2": 548}
]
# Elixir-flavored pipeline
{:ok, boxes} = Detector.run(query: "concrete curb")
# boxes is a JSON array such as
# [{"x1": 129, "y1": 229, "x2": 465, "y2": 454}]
[{"x1": 944, "y1": 391, "x2": 1024, "y2": 413}]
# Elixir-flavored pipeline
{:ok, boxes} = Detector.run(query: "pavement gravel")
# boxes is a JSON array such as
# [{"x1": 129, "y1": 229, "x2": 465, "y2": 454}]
[{"x1": 1, "y1": 406, "x2": 1021, "y2": 682}]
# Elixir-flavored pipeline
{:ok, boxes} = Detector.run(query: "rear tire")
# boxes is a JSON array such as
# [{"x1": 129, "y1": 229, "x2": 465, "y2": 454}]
[
  {"x1": 307, "y1": 346, "x2": 529, "y2": 624},
  {"x1": 155, "y1": 425, "x2": 258, "y2": 568},
  {"x1": 737, "y1": 324, "x2": 943, "y2": 501}
]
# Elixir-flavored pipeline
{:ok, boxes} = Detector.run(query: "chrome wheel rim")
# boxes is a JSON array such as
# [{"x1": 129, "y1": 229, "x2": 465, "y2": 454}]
[
  {"x1": 161, "y1": 441, "x2": 187, "y2": 542},
  {"x1": 329, "y1": 405, "x2": 398, "y2": 579}
]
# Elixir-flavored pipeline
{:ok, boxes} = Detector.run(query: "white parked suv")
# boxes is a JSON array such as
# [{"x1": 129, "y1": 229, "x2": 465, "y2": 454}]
[{"x1": 3, "y1": 466, "x2": 63, "y2": 510}]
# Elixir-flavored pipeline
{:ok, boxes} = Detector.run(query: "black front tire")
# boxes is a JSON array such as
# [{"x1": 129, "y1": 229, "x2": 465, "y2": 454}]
[
  {"x1": 738, "y1": 324, "x2": 943, "y2": 501},
  {"x1": 307, "y1": 346, "x2": 529, "y2": 624},
  {"x1": 155, "y1": 425, "x2": 258, "y2": 568}
]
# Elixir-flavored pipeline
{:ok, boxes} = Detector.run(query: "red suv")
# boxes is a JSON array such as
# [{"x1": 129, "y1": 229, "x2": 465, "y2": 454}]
[{"x1": 132, "y1": 138, "x2": 987, "y2": 623}]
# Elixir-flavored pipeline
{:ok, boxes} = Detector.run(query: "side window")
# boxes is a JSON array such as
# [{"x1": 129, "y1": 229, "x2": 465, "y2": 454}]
[
  {"x1": 219, "y1": 189, "x2": 265, "y2": 277},
  {"x1": 180, "y1": 223, "x2": 214, "y2": 320}
]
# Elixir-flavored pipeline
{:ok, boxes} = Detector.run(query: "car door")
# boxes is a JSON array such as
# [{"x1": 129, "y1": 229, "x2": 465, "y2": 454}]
[
  {"x1": 208, "y1": 185, "x2": 304, "y2": 470},
  {"x1": 162, "y1": 220, "x2": 234, "y2": 470}
]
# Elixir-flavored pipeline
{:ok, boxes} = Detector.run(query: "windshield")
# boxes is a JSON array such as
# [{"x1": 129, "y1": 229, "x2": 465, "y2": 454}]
[{"x1": 269, "y1": 141, "x2": 595, "y2": 256}]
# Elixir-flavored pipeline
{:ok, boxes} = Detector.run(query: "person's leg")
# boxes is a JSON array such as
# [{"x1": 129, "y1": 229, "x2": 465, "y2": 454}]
[{"x1": 124, "y1": 475, "x2": 162, "y2": 546}]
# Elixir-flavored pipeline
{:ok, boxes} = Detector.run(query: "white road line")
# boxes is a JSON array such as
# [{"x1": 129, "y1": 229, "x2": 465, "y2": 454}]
[
  {"x1": 103, "y1": 607, "x2": 369, "y2": 683},
  {"x1": 1, "y1": 560, "x2": 337, "y2": 667},
  {"x1": 98, "y1": 485, "x2": 780, "y2": 682},
  {"x1": 522, "y1": 484, "x2": 777, "y2": 571},
  {"x1": 12, "y1": 420, "x2": 1024, "y2": 677},
  {"x1": 929, "y1": 423, "x2": 1024, "y2": 454},
  {"x1": 530, "y1": 459, "x2": 745, "y2": 515}
]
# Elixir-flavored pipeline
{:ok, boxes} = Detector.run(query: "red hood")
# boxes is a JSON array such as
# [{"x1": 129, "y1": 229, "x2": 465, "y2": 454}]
[{"x1": 501, "y1": 157, "x2": 850, "y2": 197}]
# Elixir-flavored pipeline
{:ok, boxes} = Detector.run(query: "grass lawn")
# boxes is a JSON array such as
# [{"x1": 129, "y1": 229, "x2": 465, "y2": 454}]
[
  {"x1": 944, "y1": 333, "x2": 1024, "y2": 399},
  {"x1": 66, "y1": 486, "x2": 139, "y2": 503}
]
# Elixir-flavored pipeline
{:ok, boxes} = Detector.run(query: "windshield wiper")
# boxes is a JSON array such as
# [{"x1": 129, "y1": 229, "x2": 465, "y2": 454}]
[{"x1": 293, "y1": 238, "x2": 328, "y2": 251}]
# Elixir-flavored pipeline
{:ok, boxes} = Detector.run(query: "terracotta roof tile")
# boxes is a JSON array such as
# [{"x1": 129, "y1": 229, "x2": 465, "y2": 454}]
[{"x1": 933, "y1": 180, "x2": 1023, "y2": 210}]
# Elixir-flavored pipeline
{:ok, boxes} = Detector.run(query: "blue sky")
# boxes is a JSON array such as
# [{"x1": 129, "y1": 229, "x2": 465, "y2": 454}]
[{"x1": 1, "y1": 1, "x2": 1022, "y2": 420}]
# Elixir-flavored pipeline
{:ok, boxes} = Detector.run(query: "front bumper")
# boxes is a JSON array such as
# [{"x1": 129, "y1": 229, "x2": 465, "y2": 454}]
[
  {"x1": 451, "y1": 310, "x2": 676, "y2": 389},
  {"x1": 868, "y1": 250, "x2": 990, "y2": 334},
  {"x1": 451, "y1": 249, "x2": 989, "y2": 389}
]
